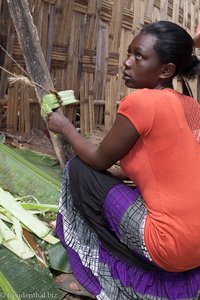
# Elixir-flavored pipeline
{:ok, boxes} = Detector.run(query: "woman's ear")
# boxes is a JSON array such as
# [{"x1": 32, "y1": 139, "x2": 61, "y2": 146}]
[{"x1": 160, "y1": 63, "x2": 176, "y2": 78}]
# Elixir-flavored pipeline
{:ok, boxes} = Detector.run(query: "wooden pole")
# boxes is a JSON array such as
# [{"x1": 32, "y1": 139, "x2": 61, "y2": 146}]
[{"x1": 6, "y1": 0, "x2": 66, "y2": 169}]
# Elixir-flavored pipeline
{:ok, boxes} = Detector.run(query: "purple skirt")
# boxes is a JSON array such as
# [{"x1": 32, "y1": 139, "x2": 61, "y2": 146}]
[{"x1": 56, "y1": 156, "x2": 200, "y2": 300}]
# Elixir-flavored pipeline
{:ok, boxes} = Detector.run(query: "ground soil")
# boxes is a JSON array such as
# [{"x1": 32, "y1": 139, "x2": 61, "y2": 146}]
[{"x1": 4, "y1": 126, "x2": 107, "y2": 157}]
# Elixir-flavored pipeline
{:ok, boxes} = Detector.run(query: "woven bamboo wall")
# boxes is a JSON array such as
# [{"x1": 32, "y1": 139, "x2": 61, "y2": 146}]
[{"x1": 0, "y1": 0, "x2": 200, "y2": 134}]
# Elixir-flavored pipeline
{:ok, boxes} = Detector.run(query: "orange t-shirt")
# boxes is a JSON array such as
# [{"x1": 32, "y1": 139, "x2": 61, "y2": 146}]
[{"x1": 118, "y1": 88, "x2": 200, "y2": 272}]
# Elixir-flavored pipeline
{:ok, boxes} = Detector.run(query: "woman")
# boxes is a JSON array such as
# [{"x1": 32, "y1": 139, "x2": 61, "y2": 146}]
[{"x1": 47, "y1": 21, "x2": 200, "y2": 299}]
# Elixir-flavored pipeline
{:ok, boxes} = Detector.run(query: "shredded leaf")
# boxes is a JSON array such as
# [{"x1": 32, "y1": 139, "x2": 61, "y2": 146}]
[{"x1": 41, "y1": 90, "x2": 78, "y2": 117}]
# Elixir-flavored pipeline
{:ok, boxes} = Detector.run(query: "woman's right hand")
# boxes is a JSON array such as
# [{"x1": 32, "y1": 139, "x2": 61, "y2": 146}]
[{"x1": 47, "y1": 110, "x2": 69, "y2": 134}]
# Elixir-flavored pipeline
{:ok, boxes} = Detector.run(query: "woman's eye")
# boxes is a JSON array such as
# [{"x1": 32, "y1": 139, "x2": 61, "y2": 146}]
[{"x1": 135, "y1": 53, "x2": 142, "y2": 60}]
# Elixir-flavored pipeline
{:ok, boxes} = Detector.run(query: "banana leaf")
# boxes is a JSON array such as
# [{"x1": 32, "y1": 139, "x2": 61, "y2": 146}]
[
  {"x1": 0, "y1": 144, "x2": 61, "y2": 204},
  {"x1": 48, "y1": 242, "x2": 72, "y2": 273},
  {"x1": 0, "y1": 271, "x2": 20, "y2": 300},
  {"x1": 0, "y1": 247, "x2": 64, "y2": 300},
  {"x1": 12, "y1": 148, "x2": 62, "y2": 181}
]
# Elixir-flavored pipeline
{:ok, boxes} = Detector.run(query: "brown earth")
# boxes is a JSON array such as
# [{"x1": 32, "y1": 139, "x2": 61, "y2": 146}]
[{"x1": 4, "y1": 126, "x2": 107, "y2": 157}]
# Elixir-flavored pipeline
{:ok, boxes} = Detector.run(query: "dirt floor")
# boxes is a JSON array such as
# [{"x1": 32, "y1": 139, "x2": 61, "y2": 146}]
[{"x1": 4, "y1": 126, "x2": 107, "y2": 157}]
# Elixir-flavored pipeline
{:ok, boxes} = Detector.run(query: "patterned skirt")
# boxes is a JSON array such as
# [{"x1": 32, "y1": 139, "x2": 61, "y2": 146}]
[{"x1": 56, "y1": 156, "x2": 200, "y2": 300}]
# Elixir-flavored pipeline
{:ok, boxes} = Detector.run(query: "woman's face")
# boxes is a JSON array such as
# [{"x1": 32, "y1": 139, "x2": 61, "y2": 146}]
[{"x1": 123, "y1": 32, "x2": 165, "y2": 89}]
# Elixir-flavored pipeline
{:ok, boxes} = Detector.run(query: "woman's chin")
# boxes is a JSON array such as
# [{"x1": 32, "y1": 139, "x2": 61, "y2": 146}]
[
  {"x1": 124, "y1": 81, "x2": 135, "y2": 88},
  {"x1": 122, "y1": 77, "x2": 135, "y2": 88}
]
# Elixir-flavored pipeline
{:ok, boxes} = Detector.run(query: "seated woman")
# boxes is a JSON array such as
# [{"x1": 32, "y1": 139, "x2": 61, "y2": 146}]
[{"x1": 47, "y1": 21, "x2": 200, "y2": 300}]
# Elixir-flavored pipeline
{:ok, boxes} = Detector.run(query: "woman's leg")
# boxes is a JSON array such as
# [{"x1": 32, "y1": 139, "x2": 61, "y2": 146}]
[
  {"x1": 68, "y1": 156, "x2": 155, "y2": 269},
  {"x1": 56, "y1": 156, "x2": 200, "y2": 300}
]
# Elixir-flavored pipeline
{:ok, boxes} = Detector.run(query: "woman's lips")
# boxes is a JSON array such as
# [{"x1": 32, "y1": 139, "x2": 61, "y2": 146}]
[{"x1": 122, "y1": 73, "x2": 132, "y2": 80}]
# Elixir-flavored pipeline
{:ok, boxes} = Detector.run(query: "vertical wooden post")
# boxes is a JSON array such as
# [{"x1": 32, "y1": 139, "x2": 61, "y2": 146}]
[{"x1": 6, "y1": 0, "x2": 66, "y2": 169}]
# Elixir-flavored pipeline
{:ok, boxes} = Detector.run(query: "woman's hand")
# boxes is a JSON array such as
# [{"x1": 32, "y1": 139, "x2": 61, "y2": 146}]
[{"x1": 47, "y1": 109, "x2": 69, "y2": 134}]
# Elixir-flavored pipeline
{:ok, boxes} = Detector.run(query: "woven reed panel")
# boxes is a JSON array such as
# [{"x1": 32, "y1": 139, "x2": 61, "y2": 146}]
[{"x1": 1, "y1": 0, "x2": 200, "y2": 134}]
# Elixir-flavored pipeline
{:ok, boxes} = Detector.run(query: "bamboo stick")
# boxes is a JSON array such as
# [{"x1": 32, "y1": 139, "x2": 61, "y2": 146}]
[{"x1": 6, "y1": 0, "x2": 66, "y2": 169}]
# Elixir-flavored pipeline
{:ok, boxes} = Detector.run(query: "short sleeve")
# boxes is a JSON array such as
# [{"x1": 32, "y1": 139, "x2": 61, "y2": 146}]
[{"x1": 117, "y1": 89, "x2": 155, "y2": 136}]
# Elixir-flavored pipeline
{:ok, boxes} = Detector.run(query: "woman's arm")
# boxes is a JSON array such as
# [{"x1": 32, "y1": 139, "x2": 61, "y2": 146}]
[{"x1": 47, "y1": 109, "x2": 139, "y2": 171}]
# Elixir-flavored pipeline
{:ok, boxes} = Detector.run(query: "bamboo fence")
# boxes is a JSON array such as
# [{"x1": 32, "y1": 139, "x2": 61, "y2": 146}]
[{"x1": 0, "y1": 0, "x2": 200, "y2": 135}]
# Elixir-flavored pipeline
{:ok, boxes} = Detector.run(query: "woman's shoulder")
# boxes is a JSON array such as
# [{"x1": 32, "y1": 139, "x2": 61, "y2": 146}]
[
  {"x1": 120, "y1": 88, "x2": 165, "y2": 107},
  {"x1": 118, "y1": 89, "x2": 156, "y2": 133},
  {"x1": 119, "y1": 88, "x2": 185, "y2": 117},
  {"x1": 122, "y1": 88, "x2": 173, "y2": 100}
]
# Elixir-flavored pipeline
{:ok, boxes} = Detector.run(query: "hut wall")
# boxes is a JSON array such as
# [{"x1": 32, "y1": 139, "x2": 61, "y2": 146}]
[{"x1": 0, "y1": 0, "x2": 200, "y2": 134}]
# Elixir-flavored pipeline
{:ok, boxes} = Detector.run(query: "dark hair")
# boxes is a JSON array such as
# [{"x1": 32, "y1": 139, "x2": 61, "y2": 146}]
[{"x1": 141, "y1": 21, "x2": 200, "y2": 79}]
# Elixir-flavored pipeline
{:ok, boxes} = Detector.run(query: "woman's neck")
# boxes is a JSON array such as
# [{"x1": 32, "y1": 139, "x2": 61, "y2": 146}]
[{"x1": 154, "y1": 81, "x2": 174, "y2": 90}]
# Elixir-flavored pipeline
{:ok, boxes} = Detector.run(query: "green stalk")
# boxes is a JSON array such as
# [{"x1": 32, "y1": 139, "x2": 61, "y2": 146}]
[
  {"x1": 0, "y1": 187, "x2": 58, "y2": 244},
  {"x1": 0, "y1": 272, "x2": 20, "y2": 300},
  {"x1": 0, "y1": 231, "x2": 3, "y2": 244},
  {"x1": 0, "y1": 219, "x2": 34, "y2": 259},
  {"x1": 20, "y1": 203, "x2": 58, "y2": 212}
]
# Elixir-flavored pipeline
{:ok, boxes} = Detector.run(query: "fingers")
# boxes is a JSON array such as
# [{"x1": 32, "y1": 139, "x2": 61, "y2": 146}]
[
  {"x1": 45, "y1": 110, "x2": 68, "y2": 134},
  {"x1": 46, "y1": 109, "x2": 61, "y2": 122},
  {"x1": 52, "y1": 107, "x2": 64, "y2": 115},
  {"x1": 45, "y1": 112, "x2": 52, "y2": 122}
]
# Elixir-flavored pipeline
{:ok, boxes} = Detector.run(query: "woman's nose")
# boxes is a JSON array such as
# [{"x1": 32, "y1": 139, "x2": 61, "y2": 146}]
[{"x1": 123, "y1": 58, "x2": 132, "y2": 68}]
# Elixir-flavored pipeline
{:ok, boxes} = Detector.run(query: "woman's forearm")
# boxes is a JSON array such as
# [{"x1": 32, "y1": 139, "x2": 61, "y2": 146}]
[
  {"x1": 47, "y1": 112, "x2": 112, "y2": 170},
  {"x1": 47, "y1": 110, "x2": 139, "y2": 171},
  {"x1": 60, "y1": 119, "x2": 102, "y2": 168}
]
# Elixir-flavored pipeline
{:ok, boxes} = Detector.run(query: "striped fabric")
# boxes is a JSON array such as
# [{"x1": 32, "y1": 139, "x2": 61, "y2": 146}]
[{"x1": 56, "y1": 157, "x2": 200, "y2": 300}]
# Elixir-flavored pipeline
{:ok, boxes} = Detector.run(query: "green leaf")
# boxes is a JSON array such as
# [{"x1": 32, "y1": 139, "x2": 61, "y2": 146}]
[
  {"x1": 0, "y1": 271, "x2": 20, "y2": 300},
  {"x1": 0, "y1": 218, "x2": 34, "y2": 259},
  {"x1": 48, "y1": 242, "x2": 72, "y2": 273},
  {"x1": 0, "y1": 144, "x2": 61, "y2": 204},
  {"x1": 20, "y1": 203, "x2": 58, "y2": 212},
  {"x1": 13, "y1": 148, "x2": 62, "y2": 181},
  {"x1": 0, "y1": 247, "x2": 64, "y2": 300},
  {"x1": 0, "y1": 188, "x2": 58, "y2": 244}
]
